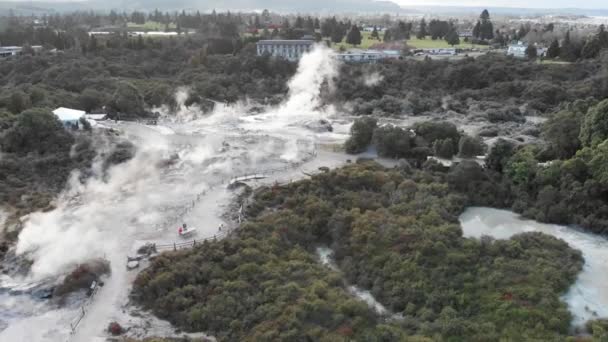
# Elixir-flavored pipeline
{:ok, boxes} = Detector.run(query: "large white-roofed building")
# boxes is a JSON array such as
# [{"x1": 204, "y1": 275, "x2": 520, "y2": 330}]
[{"x1": 53, "y1": 107, "x2": 86, "y2": 129}]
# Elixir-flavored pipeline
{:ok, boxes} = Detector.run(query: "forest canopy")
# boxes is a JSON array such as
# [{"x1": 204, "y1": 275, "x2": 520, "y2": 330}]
[{"x1": 133, "y1": 162, "x2": 583, "y2": 341}]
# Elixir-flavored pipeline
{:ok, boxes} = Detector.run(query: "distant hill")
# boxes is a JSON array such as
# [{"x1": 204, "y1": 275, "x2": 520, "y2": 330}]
[
  {"x1": 0, "y1": 0, "x2": 403, "y2": 14},
  {"x1": 2, "y1": 1, "x2": 607, "y2": 17},
  {"x1": 402, "y1": 5, "x2": 608, "y2": 17}
]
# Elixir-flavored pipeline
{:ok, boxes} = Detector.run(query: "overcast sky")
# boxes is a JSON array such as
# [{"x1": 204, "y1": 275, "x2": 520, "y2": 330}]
[
  {"x1": 393, "y1": 0, "x2": 608, "y2": 9},
  {"x1": 3, "y1": 0, "x2": 608, "y2": 10}
]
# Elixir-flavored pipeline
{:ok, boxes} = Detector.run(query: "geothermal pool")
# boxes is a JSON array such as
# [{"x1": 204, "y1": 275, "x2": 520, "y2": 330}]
[{"x1": 459, "y1": 207, "x2": 608, "y2": 327}]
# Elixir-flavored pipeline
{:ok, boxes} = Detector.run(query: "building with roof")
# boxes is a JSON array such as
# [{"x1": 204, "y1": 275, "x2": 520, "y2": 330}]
[
  {"x1": 507, "y1": 42, "x2": 528, "y2": 58},
  {"x1": 335, "y1": 49, "x2": 401, "y2": 63},
  {"x1": 0, "y1": 46, "x2": 23, "y2": 58},
  {"x1": 256, "y1": 39, "x2": 315, "y2": 61},
  {"x1": 0, "y1": 45, "x2": 43, "y2": 58},
  {"x1": 53, "y1": 107, "x2": 86, "y2": 129},
  {"x1": 507, "y1": 41, "x2": 546, "y2": 58}
]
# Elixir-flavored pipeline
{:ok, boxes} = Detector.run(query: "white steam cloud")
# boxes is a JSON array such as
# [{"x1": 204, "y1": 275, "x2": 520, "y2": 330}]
[
  {"x1": 15, "y1": 132, "x2": 173, "y2": 279},
  {"x1": 13, "y1": 44, "x2": 339, "y2": 281},
  {"x1": 363, "y1": 72, "x2": 384, "y2": 87}
]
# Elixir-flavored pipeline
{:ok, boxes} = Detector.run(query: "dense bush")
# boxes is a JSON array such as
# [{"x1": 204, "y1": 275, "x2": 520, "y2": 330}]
[
  {"x1": 457, "y1": 135, "x2": 486, "y2": 158},
  {"x1": 134, "y1": 162, "x2": 583, "y2": 341},
  {"x1": 333, "y1": 54, "x2": 607, "y2": 117},
  {"x1": 0, "y1": 108, "x2": 73, "y2": 155},
  {"x1": 344, "y1": 117, "x2": 377, "y2": 154},
  {"x1": 0, "y1": 108, "x2": 135, "y2": 219},
  {"x1": 0, "y1": 44, "x2": 297, "y2": 118},
  {"x1": 371, "y1": 125, "x2": 411, "y2": 158}
]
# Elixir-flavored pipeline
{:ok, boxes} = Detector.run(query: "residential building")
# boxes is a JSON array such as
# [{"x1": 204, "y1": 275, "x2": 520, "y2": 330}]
[
  {"x1": 363, "y1": 26, "x2": 386, "y2": 32},
  {"x1": 507, "y1": 41, "x2": 546, "y2": 58},
  {"x1": 53, "y1": 107, "x2": 86, "y2": 129},
  {"x1": 507, "y1": 42, "x2": 528, "y2": 58},
  {"x1": 256, "y1": 39, "x2": 315, "y2": 61},
  {"x1": 459, "y1": 30, "x2": 474, "y2": 38}
]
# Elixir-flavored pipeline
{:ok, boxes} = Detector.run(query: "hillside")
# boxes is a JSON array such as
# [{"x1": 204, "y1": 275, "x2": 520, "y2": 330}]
[{"x1": 0, "y1": 0, "x2": 402, "y2": 14}]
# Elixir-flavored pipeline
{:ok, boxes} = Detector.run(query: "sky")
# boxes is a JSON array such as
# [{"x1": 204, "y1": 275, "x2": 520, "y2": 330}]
[
  {"x1": 2, "y1": 0, "x2": 608, "y2": 10},
  {"x1": 393, "y1": 0, "x2": 608, "y2": 9}
]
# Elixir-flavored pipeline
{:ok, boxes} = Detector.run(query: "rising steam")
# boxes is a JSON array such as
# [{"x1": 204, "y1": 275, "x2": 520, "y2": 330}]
[{"x1": 14, "y1": 43, "x2": 339, "y2": 281}]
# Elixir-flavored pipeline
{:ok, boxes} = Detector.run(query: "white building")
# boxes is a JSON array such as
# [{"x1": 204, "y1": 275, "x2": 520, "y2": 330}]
[
  {"x1": 0, "y1": 46, "x2": 22, "y2": 57},
  {"x1": 0, "y1": 45, "x2": 43, "y2": 58},
  {"x1": 256, "y1": 39, "x2": 314, "y2": 61},
  {"x1": 363, "y1": 26, "x2": 386, "y2": 32},
  {"x1": 507, "y1": 42, "x2": 528, "y2": 58},
  {"x1": 53, "y1": 107, "x2": 86, "y2": 129},
  {"x1": 425, "y1": 48, "x2": 457, "y2": 56},
  {"x1": 336, "y1": 49, "x2": 401, "y2": 63}
]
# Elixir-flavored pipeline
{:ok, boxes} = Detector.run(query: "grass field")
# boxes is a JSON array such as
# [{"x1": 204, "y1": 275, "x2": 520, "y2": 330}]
[
  {"x1": 538, "y1": 59, "x2": 573, "y2": 65},
  {"x1": 127, "y1": 21, "x2": 176, "y2": 31},
  {"x1": 407, "y1": 37, "x2": 490, "y2": 50},
  {"x1": 331, "y1": 33, "x2": 490, "y2": 51},
  {"x1": 332, "y1": 31, "x2": 382, "y2": 51}
]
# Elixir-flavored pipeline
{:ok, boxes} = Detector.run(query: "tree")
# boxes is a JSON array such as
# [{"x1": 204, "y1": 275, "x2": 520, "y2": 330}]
[
  {"x1": 413, "y1": 121, "x2": 460, "y2": 145},
  {"x1": 1, "y1": 108, "x2": 73, "y2": 155},
  {"x1": 344, "y1": 117, "x2": 377, "y2": 154},
  {"x1": 331, "y1": 24, "x2": 346, "y2": 44},
  {"x1": 372, "y1": 125, "x2": 411, "y2": 158},
  {"x1": 525, "y1": 44, "x2": 538, "y2": 59},
  {"x1": 486, "y1": 138, "x2": 516, "y2": 173},
  {"x1": 346, "y1": 25, "x2": 362, "y2": 46},
  {"x1": 506, "y1": 147, "x2": 538, "y2": 185},
  {"x1": 480, "y1": 9, "x2": 490, "y2": 21},
  {"x1": 542, "y1": 109, "x2": 582, "y2": 160},
  {"x1": 383, "y1": 29, "x2": 392, "y2": 42},
  {"x1": 447, "y1": 160, "x2": 487, "y2": 191},
  {"x1": 579, "y1": 99, "x2": 608, "y2": 147},
  {"x1": 112, "y1": 81, "x2": 145, "y2": 116},
  {"x1": 305, "y1": 17, "x2": 315, "y2": 33},
  {"x1": 585, "y1": 140, "x2": 608, "y2": 188},
  {"x1": 473, "y1": 21, "x2": 481, "y2": 39},
  {"x1": 294, "y1": 16, "x2": 304, "y2": 29},
  {"x1": 371, "y1": 26, "x2": 380, "y2": 40},
  {"x1": 546, "y1": 39, "x2": 560, "y2": 58},
  {"x1": 7, "y1": 91, "x2": 30, "y2": 114},
  {"x1": 479, "y1": 17, "x2": 494, "y2": 40},
  {"x1": 445, "y1": 28, "x2": 460, "y2": 46},
  {"x1": 320, "y1": 17, "x2": 335, "y2": 37},
  {"x1": 433, "y1": 138, "x2": 456, "y2": 159},
  {"x1": 560, "y1": 31, "x2": 580, "y2": 62},
  {"x1": 417, "y1": 19, "x2": 428, "y2": 39},
  {"x1": 473, "y1": 10, "x2": 494, "y2": 40},
  {"x1": 80, "y1": 88, "x2": 106, "y2": 113},
  {"x1": 517, "y1": 24, "x2": 529, "y2": 40},
  {"x1": 458, "y1": 135, "x2": 485, "y2": 158},
  {"x1": 581, "y1": 37, "x2": 601, "y2": 59},
  {"x1": 429, "y1": 20, "x2": 450, "y2": 40},
  {"x1": 88, "y1": 34, "x2": 98, "y2": 52}
]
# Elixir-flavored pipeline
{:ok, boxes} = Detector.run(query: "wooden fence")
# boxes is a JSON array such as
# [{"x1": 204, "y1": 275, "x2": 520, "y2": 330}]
[
  {"x1": 65, "y1": 141, "x2": 319, "y2": 339},
  {"x1": 155, "y1": 230, "x2": 229, "y2": 252}
]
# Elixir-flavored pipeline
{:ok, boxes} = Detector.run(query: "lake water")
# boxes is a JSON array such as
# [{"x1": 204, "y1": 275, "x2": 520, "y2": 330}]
[{"x1": 459, "y1": 207, "x2": 608, "y2": 327}]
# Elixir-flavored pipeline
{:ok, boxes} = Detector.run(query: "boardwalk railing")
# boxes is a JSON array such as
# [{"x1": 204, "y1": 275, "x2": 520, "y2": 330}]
[
  {"x1": 68, "y1": 277, "x2": 101, "y2": 339},
  {"x1": 155, "y1": 231, "x2": 229, "y2": 252},
  {"x1": 66, "y1": 140, "x2": 320, "y2": 339}
]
